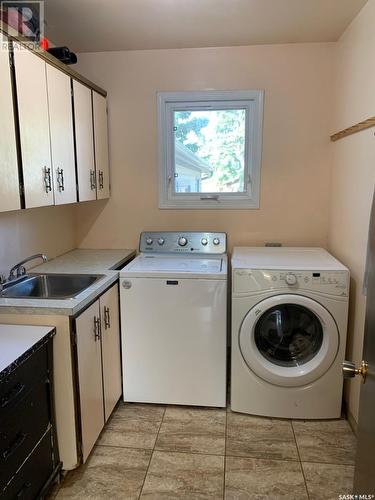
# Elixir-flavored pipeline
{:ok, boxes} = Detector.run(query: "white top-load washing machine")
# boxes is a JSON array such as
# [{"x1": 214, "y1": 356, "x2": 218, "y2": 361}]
[
  {"x1": 231, "y1": 247, "x2": 349, "y2": 419},
  {"x1": 120, "y1": 232, "x2": 227, "y2": 407}
]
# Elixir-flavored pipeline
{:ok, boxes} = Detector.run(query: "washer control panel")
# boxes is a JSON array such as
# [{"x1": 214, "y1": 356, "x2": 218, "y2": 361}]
[
  {"x1": 140, "y1": 232, "x2": 227, "y2": 254},
  {"x1": 233, "y1": 269, "x2": 349, "y2": 297}
]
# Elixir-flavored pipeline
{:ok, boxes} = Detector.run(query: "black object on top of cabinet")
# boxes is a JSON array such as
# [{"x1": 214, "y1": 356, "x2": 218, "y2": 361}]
[
  {"x1": 0, "y1": 328, "x2": 61, "y2": 499},
  {"x1": 47, "y1": 47, "x2": 78, "y2": 66}
]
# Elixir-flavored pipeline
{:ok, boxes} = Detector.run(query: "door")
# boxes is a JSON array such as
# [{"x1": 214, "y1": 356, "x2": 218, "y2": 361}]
[
  {"x1": 240, "y1": 294, "x2": 339, "y2": 387},
  {"x1": 0, "y1": 36, "x2": 20, "y2": 212},
  {"x1": 14, "y1": 45, "x2": 54, "y2": 208},
  {"x1": 351, "y1": 190, "x2": 375, "y2": 494},
  {"x1": 72, "y1": 80, "x2": 96, "y2": 202},
  {"x1": 93, "y1": 92, "x2": 110, "y2": 199},
  {"x1": 100, "y1": 284, "x2": 122, "y2": 421},
  {"x1": 46, "y1": 65, "x2": 77, "y2": 205},
  {"x1": 75, "y1": 300, "x2": 104, "y2": 463}
]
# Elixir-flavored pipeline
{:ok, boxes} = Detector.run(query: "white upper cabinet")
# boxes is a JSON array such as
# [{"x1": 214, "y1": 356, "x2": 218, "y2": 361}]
[
  {"x1": 14, "y1": 46, "x2": 54, "y2": 208},
  {"x1": 93, "y1": 92, "x2": 110, "y2": 199},
  {"x1": 8, "y1": 43, "x2": 109, "y2": 212},
  {"x1": 46, "y1": 65, "x2": 77, "y2": 205},
  {"x1": 73, "y1": 80, "x2": 96, "y2": 202},
  {"x1": 0, "y1": 35, "x2": 20, "y2": 212}
]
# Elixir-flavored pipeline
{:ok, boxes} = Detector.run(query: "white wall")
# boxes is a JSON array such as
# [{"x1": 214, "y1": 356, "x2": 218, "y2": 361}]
[
  {"x1": 0, "y1": 205, "x2": 76, "y2": 276},
  {"x1": 329, "y1": 0, "x2": 375, "y2": 423},
  {"x1": 74, "y1": 43, "x2": 334, "y2": 251}
]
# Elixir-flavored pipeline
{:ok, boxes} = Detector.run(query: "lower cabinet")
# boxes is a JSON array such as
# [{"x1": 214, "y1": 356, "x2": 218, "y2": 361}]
[{"x1": 74, "y1": 283, "x2": 121, "y2": 463}]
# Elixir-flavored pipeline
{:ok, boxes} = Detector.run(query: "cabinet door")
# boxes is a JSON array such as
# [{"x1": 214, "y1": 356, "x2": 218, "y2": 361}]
[
  {"x1": 75, "y1": 300, "x2": 104, "y2": 463},
  {"x1": 14, "y1": 46, "x2": 54, "y2": 208},
  {"x1": 0, "y1": 36, "x2": 20, "y2": 212},
  {"x1": 100, "y1": 284, "x2": 122, "y2": 421},
  {"x1": 73, "y1": 80, "x2": 96, "y2": 202},
  {"x1": 93, "y1": 92, "x2": 110, "y2": 199},
  {"x1": 46, "y1": 65, "x2": 77, "y2": 205}
]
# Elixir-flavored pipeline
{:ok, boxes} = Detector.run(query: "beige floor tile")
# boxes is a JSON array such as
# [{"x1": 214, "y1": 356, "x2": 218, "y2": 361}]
[
  {"x1": 302, "y1": 462, "x2": 354, "y2": 500},
  {"x1": 97, "y1": 402, "x2": 165, "y2": 449},
  {"x1": 155, "y1": 406, "x2": 226, "y2": 455},
  {"x1": 226, "y1": 412, "x2": 299, "y2": 461},
  {"x1": 141, "y1": 451, "x2": 224, "y2": 499},
  {"x1": 225, "y1": 456, "x2": 308, "y2": 499},
  {"x1": 56, "y1": 446, "x2": 151, "y2": 500},
  {"x1": 292, "y1": 419, "x2": 356, "y2": 465}
]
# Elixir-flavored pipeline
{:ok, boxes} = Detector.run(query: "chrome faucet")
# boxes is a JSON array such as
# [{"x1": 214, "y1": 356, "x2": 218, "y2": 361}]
[{"x1": 8, "y1": 254, "x2": 48, "y2": 281}]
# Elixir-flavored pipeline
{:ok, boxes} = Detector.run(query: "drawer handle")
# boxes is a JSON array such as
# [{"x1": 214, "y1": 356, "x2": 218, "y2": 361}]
[
  {"x1": 2, "y1": 432, "x2": 27, "y2": 461},
  {"x1": 104, "y1": 306, "x2": 110, "y2": 329},
  {"x1": 0, "y1": 383, "x2": 25, "y2": 409},
  {"x1": 43, "y1": 166, "x2": 52, "y2": 193},
  {"x1": 94, "y1": 316, "x2": 101, "y2": 341},
  {"x1": 90, "y1": 169, "x2": 96, "y2": 190},
  {"x1": 57, "y1": 167, "x2": 65, "y2": 192},
  {"x1": 98, "y1": 170, "x2": 104, "y2": 189},
  {"x1": 16, "y1": 481, "x2": 32, "y2": 498}
]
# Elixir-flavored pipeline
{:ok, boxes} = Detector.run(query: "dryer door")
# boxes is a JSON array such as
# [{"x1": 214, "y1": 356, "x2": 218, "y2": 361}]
[{"x1": 239, "y1": 294, "x2": 339, "y2": 387}]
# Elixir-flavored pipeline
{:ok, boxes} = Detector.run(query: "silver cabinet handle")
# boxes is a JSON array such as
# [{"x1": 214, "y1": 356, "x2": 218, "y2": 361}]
[
  {"x1": 43, "y1": 166, "x2": 52, "y2": 193},
  {"x1": 90, "y1": 169, "x2": 96, "y2": 190},
  {"x1": 94, "y1": 316, "x2": 101, "y2": 341},
  {"x1": 98, "y1": 170, "x2": 104, "y2": 190},
  {"x1": 57, "y1": 168, "x2": 65, "y2": 192},
  {"x1": 104, "y1": 306, "x2": 110, "y2": 329}
]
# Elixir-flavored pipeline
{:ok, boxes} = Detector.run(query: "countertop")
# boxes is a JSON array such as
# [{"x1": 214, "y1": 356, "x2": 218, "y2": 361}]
[
  {"x1": 0, "y1": 324, "x2": 55, "y2": 377},
  {"x1": 0, "y1": 249, "x2": 135, "y2": 316}
]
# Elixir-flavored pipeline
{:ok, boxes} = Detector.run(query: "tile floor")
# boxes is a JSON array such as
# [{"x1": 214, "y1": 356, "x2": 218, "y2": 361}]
[{"x1": 53, "y1": 403, "x2": 356, "y2": 499}]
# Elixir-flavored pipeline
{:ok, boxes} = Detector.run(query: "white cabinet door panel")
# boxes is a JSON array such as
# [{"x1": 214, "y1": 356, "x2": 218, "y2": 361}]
[
  {"x1": 0, "y1": 36, "x2": 20, "y2": 212},
  {"x1": 14, "y1": 46, "x2": 54, "y2": 208},
  {"x1": 75, "y1": 300, "x2": 104, "y2": 463},
  {"x1": 100, "y1": 284, "x2": 122, "y2": 421},
  {"x1": 73, "y1": 80, "x2": 96, "y2": 202},
  {"x1": 93, "y1": 92, "x2": 110, "y2": 199},
  {"x1": 46, "y1": 65, "x2": 77, "y2": 205}
]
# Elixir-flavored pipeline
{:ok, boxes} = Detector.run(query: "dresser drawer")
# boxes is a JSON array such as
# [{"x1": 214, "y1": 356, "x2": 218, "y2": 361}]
[
  {"x1": 0, "y1": 381, "x2": 50, "y2": 490},
  {"x1": 1, "y1": 430, "x2": 54, "y2": 500},
  {"x1": 0, "y1": 344, "x2": 48, "y2": 420}
]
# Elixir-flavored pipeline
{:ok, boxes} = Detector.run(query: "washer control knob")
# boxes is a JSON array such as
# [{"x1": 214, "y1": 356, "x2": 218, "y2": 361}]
[
  {"x1": 285, "y1": 273, "x2": 297, "y2": 286},
  {"x1": 213, "y1": 238, "x2": 220, "y2": 246},
  {"x1": 146, "y1": 237, "x2": 153, "y2": 245},
  {"x1": 201, "y1": 238, "x2": 208, "y2": 246},
  {"x1": 157, "y1": 238, "x2": 165, "y2": 246},
  {"x1": 178, "y1": 237, "x2": 188, "y2": 247}
]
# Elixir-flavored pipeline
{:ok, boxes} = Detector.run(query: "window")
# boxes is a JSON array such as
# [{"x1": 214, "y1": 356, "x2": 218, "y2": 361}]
[{"x1": 157, "y1": 90, "x2": 264, "y2": 209}]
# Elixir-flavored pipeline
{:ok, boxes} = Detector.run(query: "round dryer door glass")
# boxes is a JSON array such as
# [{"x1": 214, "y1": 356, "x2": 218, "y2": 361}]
[
  {"x1": 239, "y1": 294, "x2": 339, "y2": 387},
  {"x1": 254, "y1": 304, "x2": 323, "y2": 367}
]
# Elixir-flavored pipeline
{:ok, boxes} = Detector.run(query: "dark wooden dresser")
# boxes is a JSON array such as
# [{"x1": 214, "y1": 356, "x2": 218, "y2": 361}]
[{"x1": 0, "y1": 325, "x2": 61, "y2": 499}]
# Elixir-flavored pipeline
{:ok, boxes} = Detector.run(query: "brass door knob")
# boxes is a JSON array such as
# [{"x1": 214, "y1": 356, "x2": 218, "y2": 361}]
[{"x1": 342, "y1": 360, "x2": 368, "y2": 383}]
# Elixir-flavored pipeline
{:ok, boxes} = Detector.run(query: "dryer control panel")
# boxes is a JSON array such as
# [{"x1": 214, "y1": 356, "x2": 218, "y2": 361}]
[
  {"x1": 140, "y1": 232, "x2": 227, "y2": 254},
  {"x1": 233, "y1": 269, "x2": 350, "y2": 297}
]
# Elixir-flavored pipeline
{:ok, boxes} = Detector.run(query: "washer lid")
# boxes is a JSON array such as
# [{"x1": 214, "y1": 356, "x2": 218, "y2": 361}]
[
  {"x1": 120, "y1": 255, "x2": 226, "y2": 279},
  {"x1": 232, "y1": 247, "x2": 348, "y2": 271},
  {"x1": 239, "y1": 294, "x2": 339, "y2": 387}
]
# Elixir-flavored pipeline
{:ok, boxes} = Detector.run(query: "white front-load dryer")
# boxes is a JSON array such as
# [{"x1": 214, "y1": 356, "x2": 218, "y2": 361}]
[{"x1": 231, "y1": 247, "x2": 350, "y2": 419}]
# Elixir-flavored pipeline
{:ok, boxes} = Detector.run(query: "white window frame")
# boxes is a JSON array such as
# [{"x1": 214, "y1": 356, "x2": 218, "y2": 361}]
[{"x1": 157, "y1": 90, "x2": 264, "y2": 210}]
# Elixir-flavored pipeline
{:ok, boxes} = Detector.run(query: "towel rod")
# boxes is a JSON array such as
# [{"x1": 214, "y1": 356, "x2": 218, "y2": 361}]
[{"x1": 331, "y1": 116, "x2": 375, "y2": 142}]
